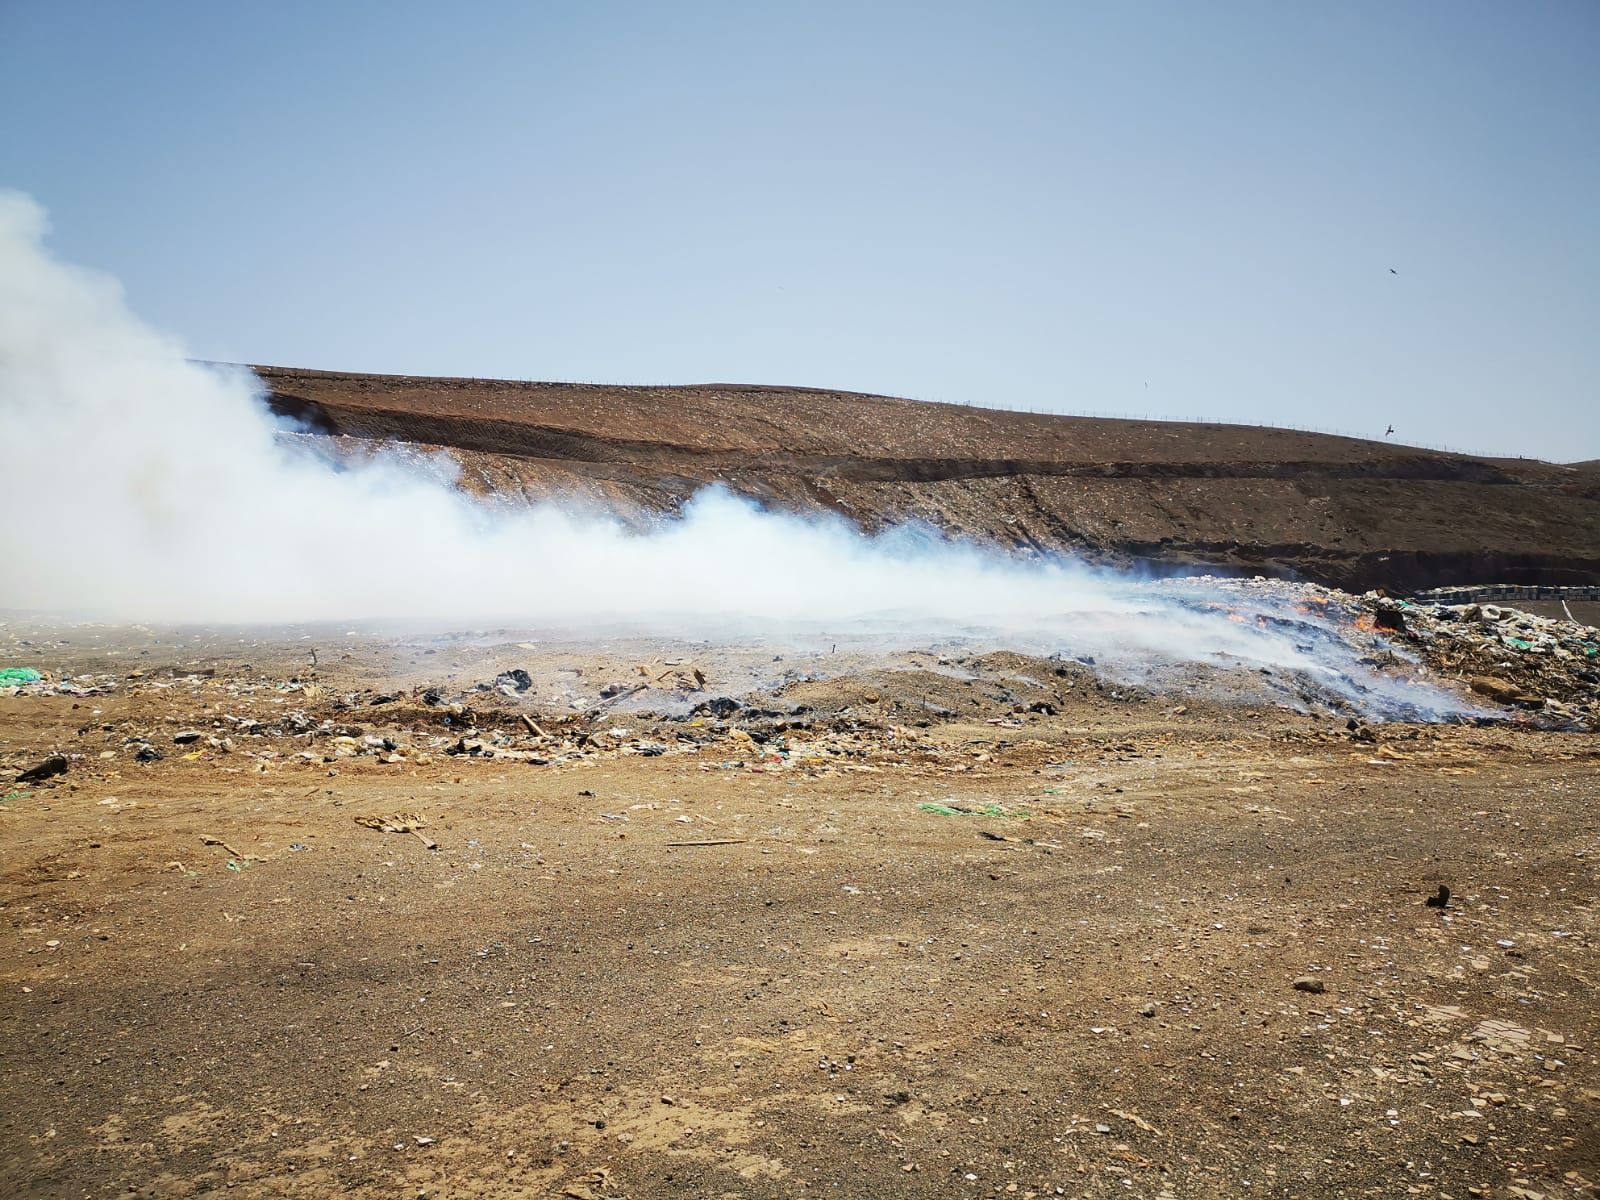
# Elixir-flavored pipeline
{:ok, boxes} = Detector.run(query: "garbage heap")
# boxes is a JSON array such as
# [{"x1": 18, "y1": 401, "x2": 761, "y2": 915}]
[{"x1": 1369, "y1": 596, "x2": 1600, "y2": 727}]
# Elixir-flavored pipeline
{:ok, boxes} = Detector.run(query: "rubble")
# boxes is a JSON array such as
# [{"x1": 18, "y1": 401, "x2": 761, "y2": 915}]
[
  {"x1": 4, "y1": 584, "x2": 1594, "y2": 797},
  {"x1": 492, "y1": 668, "x2": 533, "y2": 692},
  {"x1": 1369, "y1": 594, "x2": 1600, "y2": 727}
]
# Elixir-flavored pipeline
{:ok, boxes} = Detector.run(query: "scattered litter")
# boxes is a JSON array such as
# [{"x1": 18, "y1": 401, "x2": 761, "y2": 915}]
[
  {"x1": 973, "y1": 829, "x2": 1063, "y2": 849},
  {"x1": 917, "y1": 801, "x2": 1023, "y2": 818},
  {"x1": 493, "y1": 668, "x2": 533, "y2": 693},
  {"x1": 666, "y1": 838, "x2": 748, "y2": 848},
  {"x1": 355, "y1": 813, "x2": 438, "y2": 850},
  {"x1": 1390, "y1": 595, "x2": 1600, "y2": 723},
  {"x1": 1108, "y1": 1107, "x2": 1161, "y2": 1134},
  {"x1": 588, "y1": 682, "x2": 646, "y2": 714},
  {"x1": 200, "y1": 834, "x2": 250, "y2": 861}
]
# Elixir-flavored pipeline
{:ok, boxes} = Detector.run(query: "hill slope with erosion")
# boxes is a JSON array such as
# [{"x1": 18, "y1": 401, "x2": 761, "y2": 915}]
[{"x1": 255, "y1": 366, "x2": 1600, "y2": 592}]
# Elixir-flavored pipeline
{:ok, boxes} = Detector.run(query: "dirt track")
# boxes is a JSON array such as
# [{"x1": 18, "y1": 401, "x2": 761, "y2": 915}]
[{"x1": 2, "y1": 628, "x2": 1596, "y2": 1199}]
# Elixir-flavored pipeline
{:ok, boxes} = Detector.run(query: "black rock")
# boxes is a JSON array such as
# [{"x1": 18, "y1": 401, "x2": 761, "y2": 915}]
[
  {"x1": 16, "y1": 755, "x2": 68, "y2": 784},
  {"x1": 692, "y1": 697, "x2": 742, "y2": 719}
]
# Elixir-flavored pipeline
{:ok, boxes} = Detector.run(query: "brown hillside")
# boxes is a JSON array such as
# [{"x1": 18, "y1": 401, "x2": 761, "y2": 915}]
[{"x1": 253, "y1": 366, "x2": 1600, "y2": 592}]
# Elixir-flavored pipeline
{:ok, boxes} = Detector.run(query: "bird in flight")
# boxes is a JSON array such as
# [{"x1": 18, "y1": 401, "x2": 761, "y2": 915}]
[
  {"x1": 1389, "y1": 268, "x2": 1398, "y2": 275},
  {"x1": 1385, "y1": 425, "x2": 1395, "y2": 436}
]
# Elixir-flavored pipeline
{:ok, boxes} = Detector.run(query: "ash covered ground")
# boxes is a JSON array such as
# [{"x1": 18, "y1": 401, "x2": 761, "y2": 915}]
[{"x1": 1, "y1": 587, "x2": 1597, "y2": 1200}]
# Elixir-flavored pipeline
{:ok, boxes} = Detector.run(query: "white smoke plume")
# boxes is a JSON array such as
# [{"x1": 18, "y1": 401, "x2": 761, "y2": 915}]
[{"x1": 0, "y1": 191, "x2": 1471, "y2": 719}]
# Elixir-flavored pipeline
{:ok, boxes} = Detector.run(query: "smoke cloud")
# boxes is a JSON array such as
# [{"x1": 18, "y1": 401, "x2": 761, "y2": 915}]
[{"x1": 0, "y1": 191, "x2": 1471, "y2": 719}]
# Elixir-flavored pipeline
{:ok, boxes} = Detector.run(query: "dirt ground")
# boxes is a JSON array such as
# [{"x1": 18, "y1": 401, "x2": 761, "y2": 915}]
[{"x1": 2, "y1": 625, "x2": 1596, "y2": 1200}]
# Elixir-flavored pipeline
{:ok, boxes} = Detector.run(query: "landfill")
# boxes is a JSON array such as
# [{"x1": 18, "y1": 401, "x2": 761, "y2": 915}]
[{"x1": 2, "y1": 588, "x2": 1597, "y2": 1200}]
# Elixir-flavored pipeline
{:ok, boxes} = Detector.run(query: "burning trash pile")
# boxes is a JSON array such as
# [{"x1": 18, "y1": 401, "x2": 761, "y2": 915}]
[
  {"x1": 1143, "y1": 576, "x2": 1598, "y2": 728},
  {"x1": 1364, "y1": 595, "x2": 1599, "y2": 728}
]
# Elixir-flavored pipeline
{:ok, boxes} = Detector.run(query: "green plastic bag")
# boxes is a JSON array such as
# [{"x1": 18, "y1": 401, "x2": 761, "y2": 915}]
[
  {"x1": 0, "y1": 668, "x2": 43, "y2": 685},
  {"x1": 917, "y1": 801, "x2": 1023, "y2": 818}
]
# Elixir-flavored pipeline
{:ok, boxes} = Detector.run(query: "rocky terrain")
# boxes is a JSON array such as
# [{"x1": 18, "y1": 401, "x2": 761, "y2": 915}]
[{"x1": 255, "y1": 367, "x2": 1600, "y2": 594}]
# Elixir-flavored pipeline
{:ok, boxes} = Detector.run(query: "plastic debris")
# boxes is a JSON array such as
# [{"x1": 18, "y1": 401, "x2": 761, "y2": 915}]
[{"x1": 916, "y1": 801, "x2": 1022, "y2": 818}]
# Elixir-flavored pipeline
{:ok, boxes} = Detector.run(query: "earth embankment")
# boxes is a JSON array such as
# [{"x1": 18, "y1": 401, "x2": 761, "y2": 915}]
[{"x1": 254, "y1": 367, "x2": 1600, "y2": 592}]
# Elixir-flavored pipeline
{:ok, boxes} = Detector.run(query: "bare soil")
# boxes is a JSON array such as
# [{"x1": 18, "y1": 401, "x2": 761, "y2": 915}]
[
  {"x1": 253, "y1": 366, "x2": 1600, "y2": 593},
  {"x1": 2, "y1": 625, "x2": 1596, "y2": 1199}
]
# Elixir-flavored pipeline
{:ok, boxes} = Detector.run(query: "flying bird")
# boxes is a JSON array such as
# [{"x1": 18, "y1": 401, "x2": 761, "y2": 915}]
[
  {"x1": 1389, "y1": 268, "x2": 1398, "y2": 275},
  {"x1": 1385, "y1": 425, "x2": 1395, "y2": 436}
]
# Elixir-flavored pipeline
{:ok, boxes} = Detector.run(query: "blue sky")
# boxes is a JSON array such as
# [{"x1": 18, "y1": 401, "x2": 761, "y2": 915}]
[{"x1": 2, "y1": 0, "x2": 1596, "y2": 459}]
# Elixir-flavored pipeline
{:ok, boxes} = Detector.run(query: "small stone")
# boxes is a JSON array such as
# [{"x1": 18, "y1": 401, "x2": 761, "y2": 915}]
[
  {"x1": 1292, "y1": 976, "x2": 1326, "y2": 994},
  {"x1": 1139, "y1": 1002, "x2": 1157, "y2": 1018},
  {"x1": 1469, "y1": 676, "x2": 1521, "y2": 704},
  {"x1": 173, "y1": 731, "x2": 203, "y2": 744},
  {"x1": 16, "y1": 755, "x2": 69, "y2": 784}
]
